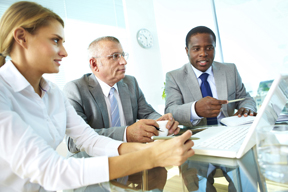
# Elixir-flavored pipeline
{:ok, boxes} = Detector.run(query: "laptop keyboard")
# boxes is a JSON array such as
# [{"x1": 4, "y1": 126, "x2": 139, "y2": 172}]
[{"x1": 197, "y1": 125, "x2": 250, "y2": 150}]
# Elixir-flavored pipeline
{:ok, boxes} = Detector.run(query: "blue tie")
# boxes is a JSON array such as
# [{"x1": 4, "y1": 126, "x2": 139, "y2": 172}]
[
  {"x1": 109, "y1": 87, "x2": 121, "y2": 127},
  {"x1": 199, "y1": 73, "x2": 218, "y2": 125}
]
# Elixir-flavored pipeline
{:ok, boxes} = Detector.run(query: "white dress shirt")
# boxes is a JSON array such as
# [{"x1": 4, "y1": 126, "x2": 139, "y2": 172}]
[
  {"x1": 0, "y1": 60, "x2": 123, "y2": 192},
  {"x1": 95, "y1": 75, "x2": 128, "y2": 142},
  {"x1": 190, "y1": 64, "x2": 225, "y2": 124}
]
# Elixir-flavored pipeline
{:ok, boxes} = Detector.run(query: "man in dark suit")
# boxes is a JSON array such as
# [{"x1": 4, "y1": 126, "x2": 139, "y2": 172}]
[
  {"x1": 165, "y1": 26, "x2": 256, "y2": 127},
  {"x1": 64, "y1": 36, "x2": 179, "y2": 156}
]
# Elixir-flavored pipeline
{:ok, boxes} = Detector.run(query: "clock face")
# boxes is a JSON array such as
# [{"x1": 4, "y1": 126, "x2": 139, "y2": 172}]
[{"x1": 137, "y1": 28, "x2": 153, "y2": 49}]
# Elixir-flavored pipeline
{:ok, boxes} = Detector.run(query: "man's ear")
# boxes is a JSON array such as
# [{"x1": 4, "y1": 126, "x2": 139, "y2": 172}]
[
  {"x1": 185, "y1": 47, "x2": 189, "y2": 56},
  {"x1": 89, "y1": 58, "x2": 100, "y2": 72},
  {"x1": 13, "y1": 27, "x2": 28, "y2": 49}
]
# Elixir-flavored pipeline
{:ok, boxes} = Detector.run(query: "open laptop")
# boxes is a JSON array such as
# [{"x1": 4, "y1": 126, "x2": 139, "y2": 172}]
[{"x1": 193, "y1": 74, "x2": 288, "y2": 158}]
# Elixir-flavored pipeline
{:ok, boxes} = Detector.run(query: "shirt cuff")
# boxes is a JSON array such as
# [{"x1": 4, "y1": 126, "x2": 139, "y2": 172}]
[
  {"x1": 84, "y1": 156, "x2": 109, "y2": 185},
  {"x1": 240, "y1": 106, "x2": 255, "y2": 112},
  {"x1": 104, "y1": 139, "x2": 123, "y2": 157},
  {"x1": 123, "y1": 126, "x2": 128, "y2": 142},
  {"x1": 190, "y1": 101, "x2": 202, "y2": 121},
  {"x1": 89, "y1": 135, "x2": 123, "y2": 157}
]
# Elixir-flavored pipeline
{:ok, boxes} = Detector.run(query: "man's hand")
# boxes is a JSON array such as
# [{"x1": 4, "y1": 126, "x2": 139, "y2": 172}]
[
  {"x1": 195, "y1": 96, "x2": 227, "y2": 118},
  {"x1": 126, "y1": 119, "x2": 159, "y2": 143},
  {"x1": 156, "y1": 113, "x2": 180, "y2": 135},
  {"x1": 234, "y1": 107, "x2": 257, "y2": 117}
]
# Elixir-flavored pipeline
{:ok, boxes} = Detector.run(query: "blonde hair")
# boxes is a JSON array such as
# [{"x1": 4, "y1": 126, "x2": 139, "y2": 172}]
[{"x1": 0, "y1": 1, "x2": 64, "y2": 67}]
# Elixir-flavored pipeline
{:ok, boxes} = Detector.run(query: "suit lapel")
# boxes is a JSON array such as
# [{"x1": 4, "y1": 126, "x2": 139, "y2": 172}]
[
  {"x1": 185, "y1": 63, "x2": 203, "y2": 101},
  {"x1": 88, "y1": 75, "x2": 110, "y2": 127},
  {"x1": 117, "y1": 80, "x2": 133, "y2": 125},
  {"x1": 213, "y1": 62, "x2": 228, "y2": 116}
]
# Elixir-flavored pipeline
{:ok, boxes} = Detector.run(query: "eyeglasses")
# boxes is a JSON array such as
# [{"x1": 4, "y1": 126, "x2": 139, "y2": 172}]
[{"x1": 94, "y1": 52, "x2": 129, "y2": 61}]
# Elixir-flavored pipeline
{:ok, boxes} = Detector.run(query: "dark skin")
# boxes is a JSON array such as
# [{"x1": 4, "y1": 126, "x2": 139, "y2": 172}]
[
  {"x1": 186, "y1": 33, "x2": 256, "y2": 118},
  {"x1": 194, "y1": 96, "x2": 226, "y2": 118},
  {"x1": 234, "y1": 107, "x2": 257, "y2": 117}
]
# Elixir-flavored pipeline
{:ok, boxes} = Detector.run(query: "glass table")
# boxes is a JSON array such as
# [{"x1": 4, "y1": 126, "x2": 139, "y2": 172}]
[
  {"x1": 66, "y1": 122, "x2": 288, "y2": 192},
  {"x1": 66, "y1": 146, "x2": 288, "y2": 192}
]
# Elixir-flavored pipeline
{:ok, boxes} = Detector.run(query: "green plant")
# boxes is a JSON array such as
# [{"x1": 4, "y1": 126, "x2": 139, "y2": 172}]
[{"x1": 162, "y1": 82, "x2": 166, "y2": 100}]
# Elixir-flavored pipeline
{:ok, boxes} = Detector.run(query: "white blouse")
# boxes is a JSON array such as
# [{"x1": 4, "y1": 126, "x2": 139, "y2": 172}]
[{"x1": 0, "y1": 60, "x2": 123, "y2": 192}]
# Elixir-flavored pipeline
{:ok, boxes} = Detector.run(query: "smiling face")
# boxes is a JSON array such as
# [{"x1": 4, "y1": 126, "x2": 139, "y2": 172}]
[
  {"x1": 185, "y1": 33, "x2": 215, "y2": 72},
  {"x1": 25, "y1": 19, "x2": 67, "y2": 75},
  {"x1": 91, "y1": 40, "x2": 127, "y2": 86}
]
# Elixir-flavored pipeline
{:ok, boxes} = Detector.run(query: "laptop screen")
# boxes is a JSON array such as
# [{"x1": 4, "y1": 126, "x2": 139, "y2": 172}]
[
  {"x1": 238, "y1": 74, "x2": 288, "y2": 158},
  {"x1": 256, "y1": 75, "x2": 288, "y2": 129}
]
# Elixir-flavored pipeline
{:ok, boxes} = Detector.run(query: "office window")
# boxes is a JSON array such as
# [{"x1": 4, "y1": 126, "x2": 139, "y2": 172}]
[{"x1": 214, "y1": 0, "x2": 288, "y2": 96}]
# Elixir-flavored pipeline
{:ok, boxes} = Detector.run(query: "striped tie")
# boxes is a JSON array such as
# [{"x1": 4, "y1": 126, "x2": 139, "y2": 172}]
[{"x1": 109, "y1": 87, "x2": 121, "y2": 127}]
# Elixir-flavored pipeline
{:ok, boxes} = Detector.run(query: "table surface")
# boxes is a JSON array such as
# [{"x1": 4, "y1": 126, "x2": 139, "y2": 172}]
[{"x1": 66, "y1": 126, "x2": 288, "y2": 192}]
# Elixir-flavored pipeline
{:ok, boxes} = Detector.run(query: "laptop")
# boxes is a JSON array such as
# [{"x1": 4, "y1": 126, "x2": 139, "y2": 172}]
[{"x1": 192, "y1": 74, "x2": 288, "y2": 158}]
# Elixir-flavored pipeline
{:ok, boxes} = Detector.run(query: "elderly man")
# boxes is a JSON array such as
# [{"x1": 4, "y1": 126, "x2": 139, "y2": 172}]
[
  {"x1": 64, "y1": 36, "x2": 179, "y2": 156},
  {"x1": 165, "y1": 26, "x2": 256, "y2": 127}
]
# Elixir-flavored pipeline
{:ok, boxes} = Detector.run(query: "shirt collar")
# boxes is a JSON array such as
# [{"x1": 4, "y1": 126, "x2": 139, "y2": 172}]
[
  {"x1": 0, "y1": 60, "x2": 50, "y2": 93},
  {"x1": 190, "y1": 62, "x2": 214, "y2": 79},
  {"x1": 39, "y1": 77, "x2": 50, "y2": 93},
  {"x1": 94, "y1": 75, "x2": 118, "y2": 97}
]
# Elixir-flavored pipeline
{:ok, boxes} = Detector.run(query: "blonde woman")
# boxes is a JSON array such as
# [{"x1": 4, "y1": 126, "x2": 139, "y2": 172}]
[{"x1": 0, "y1": 1, "x2": 194, "y2": 191}]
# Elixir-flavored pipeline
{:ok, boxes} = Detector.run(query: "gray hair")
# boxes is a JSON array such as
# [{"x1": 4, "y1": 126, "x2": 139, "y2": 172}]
[{"x1": 87, "y1": 36, "x2": 120, "y2": 59}]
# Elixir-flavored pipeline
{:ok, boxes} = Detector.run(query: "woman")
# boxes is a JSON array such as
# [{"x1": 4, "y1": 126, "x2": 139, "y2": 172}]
[{"x1": 0, "y1": 1, "x2": 194, "y2": 191}]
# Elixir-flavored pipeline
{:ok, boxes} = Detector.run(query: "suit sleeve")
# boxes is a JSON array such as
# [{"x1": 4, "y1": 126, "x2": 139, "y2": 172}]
[
  {"x1": 164, "y1": 72, "x2": 193, "y2": 127},
  {"x1": 233, "y1": 64, "x2": 257, "y2": 112},
  {"x1": 63, "y1": 81, "x2": 125, "y2": 154},
  {"x1": 133, "y1": 78, "x2": 161, "y2": 120}
]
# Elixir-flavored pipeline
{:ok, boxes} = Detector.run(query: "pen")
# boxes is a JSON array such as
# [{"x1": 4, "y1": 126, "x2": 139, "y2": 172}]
[
  {"x1": 151, "y1": 136, "x2": 200, "y2": 140},
  {"x1": 228, "y1": 98, "x2": 245, "y2": 103},
  {"x1": 153, "y1": 126, "x2": 164, "y2": 132}
]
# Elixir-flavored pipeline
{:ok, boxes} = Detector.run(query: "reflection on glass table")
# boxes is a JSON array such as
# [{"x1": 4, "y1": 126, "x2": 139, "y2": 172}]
[
  {"x1": 65, "y1": 166, "x2": 167, "y2": 192},
  {"x1": 180, "y1": 148, "x2": 262, "y2": 192},
  {"x1": 256, "y1": 125, "x2": 288, "y2": 185},
  {"x1": 65, "y1": 147, "x2": 288, "y2": 192}
]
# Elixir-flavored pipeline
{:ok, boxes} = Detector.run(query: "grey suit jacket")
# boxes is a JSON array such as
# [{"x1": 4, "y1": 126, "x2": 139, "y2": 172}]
[
  {"x1": 165, "y1": 62, "x2": 256, "y2": 127},
  {"x1": 63, "y1": 74, "x2": 161, "y2": 154}
]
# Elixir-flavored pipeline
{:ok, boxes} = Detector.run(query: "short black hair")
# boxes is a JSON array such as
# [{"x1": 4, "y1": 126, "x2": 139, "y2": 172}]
[{"x1": 185, "y1": 26, "x2": 216, "y2": 48}]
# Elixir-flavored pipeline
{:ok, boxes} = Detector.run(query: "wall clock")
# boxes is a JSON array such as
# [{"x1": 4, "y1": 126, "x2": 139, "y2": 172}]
[{"x1": 137, "y1": 28, "x2": 153, "y2": 49}]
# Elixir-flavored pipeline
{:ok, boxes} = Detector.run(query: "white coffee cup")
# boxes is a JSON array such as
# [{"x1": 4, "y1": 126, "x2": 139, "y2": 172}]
[{"x1": 157, "y1": 120, "x2": 169, "y2": 136}]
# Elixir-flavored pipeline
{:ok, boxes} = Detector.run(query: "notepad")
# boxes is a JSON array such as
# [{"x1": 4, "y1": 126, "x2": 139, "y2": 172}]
[{"x1": 220, "y1": 116, "x2": 256, "y2": 127}]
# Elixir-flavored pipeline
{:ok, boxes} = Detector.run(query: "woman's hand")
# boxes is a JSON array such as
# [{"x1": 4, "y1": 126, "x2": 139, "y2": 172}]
[{"x1": 149, "y1": 130, "x2": 195, "y2": 167}]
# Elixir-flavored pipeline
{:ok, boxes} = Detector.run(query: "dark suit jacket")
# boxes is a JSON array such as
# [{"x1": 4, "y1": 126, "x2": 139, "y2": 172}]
[
  {"x1": 165, "y1": 62, "x2": 256, "y2": 127},
  {"x1": 63, "y1": 74, "x2": 161, "y2": 154}
]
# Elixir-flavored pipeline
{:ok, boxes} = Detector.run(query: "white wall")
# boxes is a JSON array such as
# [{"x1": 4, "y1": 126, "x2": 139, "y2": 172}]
[{"x1": 123, "y1": 0, "x2": 165, "y2": 113}]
